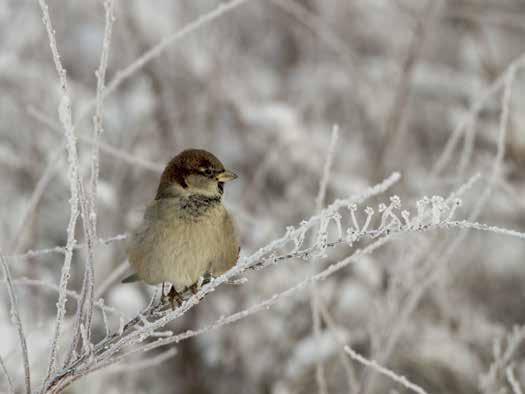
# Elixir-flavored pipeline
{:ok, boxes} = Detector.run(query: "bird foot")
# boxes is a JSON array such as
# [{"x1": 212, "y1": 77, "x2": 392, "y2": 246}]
[
  {"x1": 167, "y1": 286, "x2": 183, "y2": 310},
  {"x1": 189, "y1": 283, "x2": 199, "y2": 295}
]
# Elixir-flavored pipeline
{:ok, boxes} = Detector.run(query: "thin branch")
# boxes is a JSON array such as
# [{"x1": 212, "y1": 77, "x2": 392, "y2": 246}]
[
  {"x1": 432, "y1": 52, "x2": 525, "y2": 176},
  {"x1": 1, "y1": 255, "x2": 31, "y2": 394},
  {"x1": 64, "y1": 183, "x2": 97, "y2": 367},
  {"x1": 0, "y1": 354, "x2": 15, "y2": 394},
  {"x1": 94, "y1": 260, "x2": 130, "y2": 299},
  {"x1": 27, "y1": 106, "x2": 163, "y2": 173},
  {"x1": 75, "y1": 0, "x2": 253, "y2": 125},
  {"x1": 377, "y1": 0, "x2": 440, "y2": 168},
  {"x1": 344, "y1": 346, "x2": 428, "y2": 394},
  {"x1": 6, "y1": 233, "x2": 127, "y2": 261},
  {"x1": 311, "y1": 126, "x2": 339, "y2": 394},
  {"x1": 104, "y1": 348, "x2": 178, "y2": 375},
  {"x1": 38, "y1": 0, "x2": 82, "y2": 383},
  {"x1": 506, "y1": 365, "x2": 524, "y2": 394},
  {"x1": 318, "y1": 298, "x2": 359, "y2": 393},
  {"x1": 5, "y1": 277, "x2": 126, "y2": 319},
  {"x1": 316, "y1": 126, "x2": 339, "y2": 210},
  {"x1": 10, "y1": 143, "x2": 64, "y2": 253},
  {"x1": 269, "y1": 0, "x2": 365, "y2": 93},
  {"x1": 67, "y1": 0, "x2": 116, "y2": 367}
]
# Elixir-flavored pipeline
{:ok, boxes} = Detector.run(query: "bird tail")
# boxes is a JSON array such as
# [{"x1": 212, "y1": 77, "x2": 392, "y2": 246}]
[{"x1": 121, "y1": 273, "x2": 140, "y2": 283}]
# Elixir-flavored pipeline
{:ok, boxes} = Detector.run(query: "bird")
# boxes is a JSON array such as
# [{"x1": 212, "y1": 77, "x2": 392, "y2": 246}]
[{"x1": 122, "y1": 149, "x2": 240, "y2": 306}]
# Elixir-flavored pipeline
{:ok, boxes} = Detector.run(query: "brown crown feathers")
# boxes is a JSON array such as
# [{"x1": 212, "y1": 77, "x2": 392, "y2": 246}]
[{"x1": 155, "y1": 149, "x2": 237, "y2": 199}]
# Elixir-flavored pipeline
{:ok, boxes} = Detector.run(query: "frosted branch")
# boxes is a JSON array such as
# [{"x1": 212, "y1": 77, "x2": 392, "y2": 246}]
[
  {"x1": 7, "y1": 233, "x2": 128, "y2": 260},
  {"x1": 506, "y1": 365, "x2": 524, "y2": 394},
  {"x1": 5, "y1": 278, "x2": 126, "y2": 321},
  {"x1": 0, "y1": 354, "x2": 14, "y2": 394},
  {"x1": 1, "y1": 256, "x2": 31, "y2": 394},
  {"x1": 344, "y1": 346, "x2": 428, "y2": 394},
  {"x1": 312, "y1": 125, "x2": 338, "y2": 394},
  {"x1": 38, "y1": 0, "x2": 82, "y2": 383}
]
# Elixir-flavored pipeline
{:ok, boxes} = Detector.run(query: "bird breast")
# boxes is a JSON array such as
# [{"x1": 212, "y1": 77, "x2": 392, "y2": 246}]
[{"x1": 126, "y1": 197, "x2": 239, "y2": 290}]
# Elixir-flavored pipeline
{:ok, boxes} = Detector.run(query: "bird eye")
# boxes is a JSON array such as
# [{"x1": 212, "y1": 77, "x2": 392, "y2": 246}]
[{"x1": 203, "y1": 168, "x2": 213, "y2": 177}]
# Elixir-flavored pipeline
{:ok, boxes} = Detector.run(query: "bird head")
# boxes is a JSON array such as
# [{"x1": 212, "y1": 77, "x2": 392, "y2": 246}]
[{"x1": 155, "y1": 149, "x2": 237, "y2": 200}]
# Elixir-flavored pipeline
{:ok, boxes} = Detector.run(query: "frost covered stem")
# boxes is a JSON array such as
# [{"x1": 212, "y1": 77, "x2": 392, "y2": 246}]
[
  {"x1": 0, "y1": 354, "x2": 14, "y2": 394},
  {"x1": 38, "y1": 0, "x2": 82, "y2": 386},
  {"x1": 67, "y1": 0, "x2": 115, "y2": 366},
  {"x1": 99, "y1": 234, "x2": 394, "y2": 371},
  {"x1": 312, "y1": 126, "x2": 338, "y2": 394},
  {"x1": 90, "y1": 0, "x2": 115, "y2": 231},
  {"x1": 1, "y1": 256, "x2": 31, "y2": 394}
]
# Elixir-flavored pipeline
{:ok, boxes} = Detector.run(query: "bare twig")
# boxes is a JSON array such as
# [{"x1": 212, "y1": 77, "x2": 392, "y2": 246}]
[
  {"x1": 318, "y1": 299, "x2": 359, "y2": 393},
  {"x1": 6, "y1": 233, "x2": 127, "y2": 261},
  {"x1": 0, "y1": 354, "x2": 15, "y2": 394},
  {"x1": 27, "y1": 106, "x2": 163, "y2": 173},
  {"x1": 67, "y1": 0, "x2": 116, "y2": 367},
  {"x1": 38, "y1": 0, "x2": 82, "y2": 384},
  {"x1": 1, "y1": 255, "x2": 31, "y2": 394},
  {"x1": 105, "y1": 348, "x2": 178, "y2": 374},
  {"x1": 10, "y1": 143, "x2": 64, "y2": 253},
  {"x1": 506, "y1": 365, "x2": 524, "y2": 394},
  {"x1": 344, "y1": 346, "x2": 428, "y2": 394},
  {"x1": 95, "y1": 260, "x2": 130, "y2": 299},
  {"x1": 377, "y1": 0, "x2": 440, "y2": 170},
  {"x1": 432, "y1": 52, "x2": 525, "y2": 176},
  {"x1": 311, "y1": 126, "x2": 339, "y2": 394},
  {"x1": 75, "y1": 0, "x2": 253, "y2": 125}
]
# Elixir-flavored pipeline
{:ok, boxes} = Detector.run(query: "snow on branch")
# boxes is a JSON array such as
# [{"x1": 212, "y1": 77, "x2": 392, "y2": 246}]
[
  {"x1": 7, "y1": 160, "x2": 525, "y2": 393},
  {"x1": 38, "y1": 169, "x2": 525, "y2": 392},
  {"x1": 65, "y1": 0, "x2": 115, "y2": 371},
  {"x1": 38, "y1": 0, "x2": 82, "y2": 385}
]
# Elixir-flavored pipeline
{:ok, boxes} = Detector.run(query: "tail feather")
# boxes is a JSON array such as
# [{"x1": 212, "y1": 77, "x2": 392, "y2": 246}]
[{"x1": 122, "y1": 273, "x2": 140, "y2": 283}]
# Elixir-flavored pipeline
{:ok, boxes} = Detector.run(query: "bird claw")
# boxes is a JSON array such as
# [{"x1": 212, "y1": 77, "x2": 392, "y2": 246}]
[
  {"x1": 165, "y1": 286, "x2": 182, "y2": 310},
  {"x1": 189, "y1": 283, "x2": 199, "y2": 295}
]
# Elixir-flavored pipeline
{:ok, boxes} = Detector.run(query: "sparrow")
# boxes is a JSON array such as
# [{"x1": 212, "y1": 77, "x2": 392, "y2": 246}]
[{"x1": 123, "y1": 149, "x2": 240, "y2": 305}]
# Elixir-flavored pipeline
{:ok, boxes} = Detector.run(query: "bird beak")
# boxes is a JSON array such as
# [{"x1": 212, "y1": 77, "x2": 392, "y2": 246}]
[{"x1": 216, "y1": 170, "x2": 238, "y2": 182}]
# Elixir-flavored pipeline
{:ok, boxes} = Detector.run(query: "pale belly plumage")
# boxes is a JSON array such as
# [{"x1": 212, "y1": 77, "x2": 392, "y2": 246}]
[{"x1": 126, "y1": 198, "x2": 239, "y2": 290}]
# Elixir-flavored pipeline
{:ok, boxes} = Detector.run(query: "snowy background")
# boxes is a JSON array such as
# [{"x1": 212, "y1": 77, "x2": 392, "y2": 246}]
[{"x1": 1, "y1": 0, "x2": 525, "y2": 393}]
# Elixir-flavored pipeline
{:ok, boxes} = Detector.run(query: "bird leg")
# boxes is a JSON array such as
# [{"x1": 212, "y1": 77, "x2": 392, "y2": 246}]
[
  {"x1": 167, "y1": 286, "x2": 182, "y2": 310},
  {"x1": 189, "y1": 283, "x2": 199, "y2": 295},
  {"x1": 188, "y1": 282, "x2": 206, "y2": 301},
  {"x1": 160, "y1": 282, "x2": 168, "y2": 305}
]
